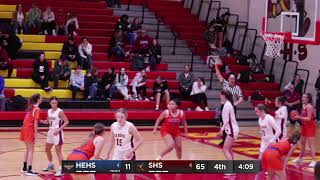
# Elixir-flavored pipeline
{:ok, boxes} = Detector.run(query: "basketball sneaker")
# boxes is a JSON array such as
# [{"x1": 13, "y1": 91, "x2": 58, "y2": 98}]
[
  {"x1": 55, "y1": 170, "x2": 64, "y2": 177},
  {"x1": 291, "y1": 158, "x2": 303, "y2": 164},
  {"x1": 308, "y1": 161, "x2": 316, "y2": 167},
  {"x1": 25, "y1": 170, "x2": 39, "y2": 176},
  {"x1": 42, "y1": 164, "x2": 54, "y2": 171}
]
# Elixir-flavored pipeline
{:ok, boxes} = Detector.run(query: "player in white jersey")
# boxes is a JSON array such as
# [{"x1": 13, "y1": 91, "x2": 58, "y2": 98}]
[
  {"x1": 274, "y1": 96, "x2": 288, "y2": 140},
  {"x1": 42, "y1": 97, "x2": 69, "y2": 176},
  {"x1": 218, "y1": 90, "x2": 239, "y2": 160},
  {"x1": 255, "y1": 104, "x2": 281, "y2": 159},
  {"x1": 105, "y1": 108, "x2": 143, "y2": 180}
]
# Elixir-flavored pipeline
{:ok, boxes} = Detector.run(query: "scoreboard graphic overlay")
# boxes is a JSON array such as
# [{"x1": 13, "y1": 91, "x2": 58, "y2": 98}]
[{"x1": 62, "y1": 160, "x2": 261, "y2": 174}]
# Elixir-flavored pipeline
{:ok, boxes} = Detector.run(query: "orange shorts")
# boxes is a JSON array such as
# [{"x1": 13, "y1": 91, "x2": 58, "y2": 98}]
[
  {"x1": 262, "y1": 149, "x2": 283, "y2": 171},
  {"x1": 20, "y1": 127, "x2": 35, "y2": 142},
  {"x1": 301, "y1": 124, "x2": 316, "y2": 137},
  {"x1": 160, "y1": 125, "x2": 181, "y2": 138},
  {"x1": 67, "y1": 150, "x2": 89, "y2": 161}
]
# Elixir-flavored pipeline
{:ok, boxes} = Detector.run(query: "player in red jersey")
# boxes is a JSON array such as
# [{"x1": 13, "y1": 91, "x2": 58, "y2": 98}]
[
  {"x1": 291, "y1": 93, "x2": 317, "y2": 167},
  {"x1": 262, "y1": 131, "x2": 301, "y2": 180},
  {"x1": 153, "y1": 99, "x2": 188, "y2": 160},
  {"x1": 66, "y1": 123, "x2": 105, "y2": 180},
  {"x1": 20, "y1": 94, "x2": 43, "y2": 176}
]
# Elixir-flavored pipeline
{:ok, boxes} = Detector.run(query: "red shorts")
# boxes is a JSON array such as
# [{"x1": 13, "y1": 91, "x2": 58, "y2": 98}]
[
  {"x1": 301, "y1": 124, "x2": 316, "y2": 137},
  {"x1": 160, "y1": 125, "x2": 181, "y2": 137},
  {"x1": 67, "y1": 151, "x2": 89, "y2": 161},
  {"x1": 262, "y1": 149, "x2": 283, "y2": 171},
  {"x1": 20, "y1": 127, "x2": 35, "y2": 142}
]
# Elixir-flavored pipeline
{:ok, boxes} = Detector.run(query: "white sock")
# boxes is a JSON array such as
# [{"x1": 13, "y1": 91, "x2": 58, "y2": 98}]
[{"x1": 156, "y1": 155, "x2": 162, "y2": 160}]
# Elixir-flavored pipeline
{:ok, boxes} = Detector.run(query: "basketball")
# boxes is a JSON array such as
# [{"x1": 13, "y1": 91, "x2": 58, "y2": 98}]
[{"x1": 290, "y1": 110, "x2": 299, "y2": 119}]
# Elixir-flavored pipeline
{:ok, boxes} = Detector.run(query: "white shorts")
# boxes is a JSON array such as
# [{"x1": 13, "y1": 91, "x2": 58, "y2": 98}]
[
  {"x1": 46, "y1": 129, "x2": 64, "y2": 145},
  {"x1": 112, "y1": 149, "x2": 135, "y2": 160}
]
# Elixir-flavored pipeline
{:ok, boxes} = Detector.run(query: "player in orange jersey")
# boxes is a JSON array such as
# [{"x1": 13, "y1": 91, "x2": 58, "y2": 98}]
[
  {"x1": 66, "y1": 123, "x2": 105, "y2": 180},
  {"x1": 20, "y1": 94, "x2": 43, "y2": 176},
  {"x1": 262, "y1": 131, "x2": 301, "y2": 180},
  {"x1": 153, "y1": 99, "x2": 188, "y2": 160},
  {"x1": 291, "y1": 93, "x2": 317, "y2": 167}
]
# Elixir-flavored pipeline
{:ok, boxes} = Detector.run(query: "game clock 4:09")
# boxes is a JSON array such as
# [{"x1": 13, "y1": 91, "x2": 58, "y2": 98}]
[{"x1": 233, "y1": 160, "x2": 261, "y2": 174}]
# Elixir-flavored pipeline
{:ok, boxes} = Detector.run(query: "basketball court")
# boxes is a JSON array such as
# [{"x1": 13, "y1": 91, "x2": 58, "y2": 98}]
[{"x1": 0, "y1": 125, "x2": 318, "y2": 180}]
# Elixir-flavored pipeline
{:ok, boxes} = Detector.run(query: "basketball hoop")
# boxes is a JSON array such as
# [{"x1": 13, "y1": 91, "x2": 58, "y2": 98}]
[{"x1": 260, "y1": 32, "x2": 285, "y2": 58}]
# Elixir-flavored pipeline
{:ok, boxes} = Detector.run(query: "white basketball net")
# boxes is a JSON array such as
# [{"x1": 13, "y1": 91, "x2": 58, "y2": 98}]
[{"x1": 261, "y1": 32, "x2": 284, "y2": 58}]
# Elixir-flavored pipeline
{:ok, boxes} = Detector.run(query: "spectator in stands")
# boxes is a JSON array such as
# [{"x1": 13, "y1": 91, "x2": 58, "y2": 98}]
[
  {"x1": 109, "y1": 30, "x2": 126, "y2": 61},
  {"x1": 69, "y1": 66, "x2": 85, "y2": 100},
  {"x1": 203, "y1": 24, "x2": 216, "y2": 48},
  {"x1": 115, "y1": 14, "x2": 130, "y2": 35},
  {"x1": 283, "y1": 83, "x2": 302, "y2": 124},
  {"x1": 191, "y1": 77, "x2": 209, "y2": 111},
  {"x1": 52, "y1": 56, "x2": 71, "y2": 89},
  {"x1": 0, "y1": 45, "x2": 13, "y2": 78},
  {"x1": 315, "y1": 70, "x2": 320, "y2": 121},
  {"x1": 131, "y1": 69, "x2": 147, "y2": 101},
  {"x1": 3, "y1": 32, "x2": 22, "y2": 59},
  {"x1": 0, "y1": 75, "x2": 4, "y2": 111},
  {"x1": 78, "y1": 37, "x2": 93, "y2": 70},
  {"x1": 11, "y1": 4, "x2": 26, "y2": 34},
  {"x1": 99, "y1": 68, "x2": 116, "y2": 100},
  {"x1": 56, "y1": 9, "x2": 67, "y2": 35},
  {"x1": 214, "y1": 13, "x2": 230, "y2": 48},
  {"x1": 214, "y1": 63, "x2": 243, "y2": 109},
  {"x1": 85, "y1": 68, "x2": 99, "y2": 100},
  {"x1": 106, "y1": 0, "x2": 121, "y2": 8},
  {"x1": 135, "y1": 29, "x2": 152, "y2": 56},
  {"x1": 128, "y1": 18, "x2": 142, "y2": 45},
  {"x1": 65, "y1": 13, "x2": 79, "y2": 36},
  {"x1": 179, "y1": 64, "x2": 195, "y2": 99},
  {"x1": 62, "y1": 35, "x2": 79, "y2": 65},
  {"x1": 153, "y1": 76, "x2": 170, "y2": 111},
  {"x1": 32, "y1": 53, "x2": 53, "y2": 92},
  {"x1": 26, "y1": 2, "x2": 42, "y2": 34},
  {"x1": 110, "y1": 67, "x2": 130, "y2": 100},
  {"x1": 42, "y1": 6, "x2": 56, "y2": 35},
  {"x1": 148, "y1": 38, "x2": 162, "y2": 71},
  {"x1": 315, "y1": 162, "x2": 320, "y2": 179},
  {"x1": 284, "y1": 74, "x2": 304, "y2": 95}
]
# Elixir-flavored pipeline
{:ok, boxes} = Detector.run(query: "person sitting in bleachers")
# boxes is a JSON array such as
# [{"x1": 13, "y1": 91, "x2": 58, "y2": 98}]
[
  {"x1": 284, "y1": 74, "x2": 304, "y2": 96},
  {"x1": 153, "y1": 76, "x2": 170, "y2": 111},
  {"x1": 134, "y1": 29, "x2": 152, "y2": 56},
  {"x1": 52, "y1": 56, "x2": 71, "y2": 89},
  {"x1": 41, "y1": 6, "x2": 57, "y2": 35},
  {"x1": 178, "y1": 64, "x2": 195, "y2": 99},
  {"x1": 191, "y1": 77, "x2": 209, "y2": 111},
  {"x1": 148, "y1": 38, "x2": 162, "y2": 71},
  {"x1": 109, "y1": 30, "x2": 126, "y2": 61},
  {"x1": 65, "y1": 13, "x2": 79, "y2": 36},
  {"x1": 115, "y1": 14, "x2": 131, "y2": 35},
  {"x1": 0, "y1": 45, "x2": 13, "y2": 78},
  {"x1": 11, "y1": 4, "x2": 27, "y2": 34},
  {"x1": 69, "y1": 66, "x2": 85, "y2": 100},
  {"x1": 78, "y1": 37, "x2": 93, "y2": 70},
  {"x1": 0, "y1": 75, "x2": 4, "y2": 111},
  {"x1": 32, "y1": 53, "x2": 53, "y2": 92},
  {"x1": 26, "y1": 2, "x2": 42, "y2": 34},
  {"x1": 128, "y1": 18, "x2": 142, "y2": 45},
  {"x1": 99, "y1": 68, "x2": 116, "y2": 100},
  {"x1": 3, "y1": 32, "x2": 22, "y2": 59},
  {"x1": 109, "y1": 67, "x2": 131, "y2": 100},
  {"x1": 85, "y1": 68, "x2": 99, "y2": 101},
  {"x1": 131, "y1": 69, "x2": 147, "y2": 101},
  {"x1": 62, "y1": 35, "x2": 79, "y2": 65}
]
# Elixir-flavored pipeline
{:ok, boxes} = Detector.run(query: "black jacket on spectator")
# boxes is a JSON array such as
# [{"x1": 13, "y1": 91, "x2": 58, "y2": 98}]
[
  {"x1": 149, "y1": 44, "x2": 161, "y2": 58},
  {"x1": 153, "y1": 80, "x2": 169, "y2": 94},
  {"x1": 115, "y1": 15, "x2": 131, "y2": 33},
  {"x1": 203, "y1": 30, "x2": 215, "y2": 44},
  {"x1": 292, "y1": 79, "x2": 304, "y2": 95},
  {"x1": 5, "y1": 34, "x2": 22, "y2": 59},
  {"x1": 33, "y1": 60, "x2": 49, "y2": 77},
  {"x1": 62, "y1": 41, "x2": 78, "y2": 58},
  {"x1": 100, "y1": 71, "x2": 116, "y2": 89},
  {"x1": 130, "y1": 22, "x2": 142, "y2": 32}
]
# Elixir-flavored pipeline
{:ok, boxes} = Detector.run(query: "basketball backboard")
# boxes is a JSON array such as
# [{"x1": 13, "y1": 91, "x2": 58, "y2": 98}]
[{"x1": 263, "y1": 0, "x2": 320, "y2": 44}]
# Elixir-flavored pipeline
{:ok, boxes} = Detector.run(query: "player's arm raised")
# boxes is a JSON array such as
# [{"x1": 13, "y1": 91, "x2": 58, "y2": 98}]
[
  {"x1": 92, "y1": 136, "x2": 105, "y2": 160},
  {"x1": 214, "y1": 63, "x2": 224, "y2": 83},
  {"x1": 153, "y1": 111, "x2": 166, "y2": 133},
  {"x1": 105, "y1": 131, "x2": 115, "y2": 160}
]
